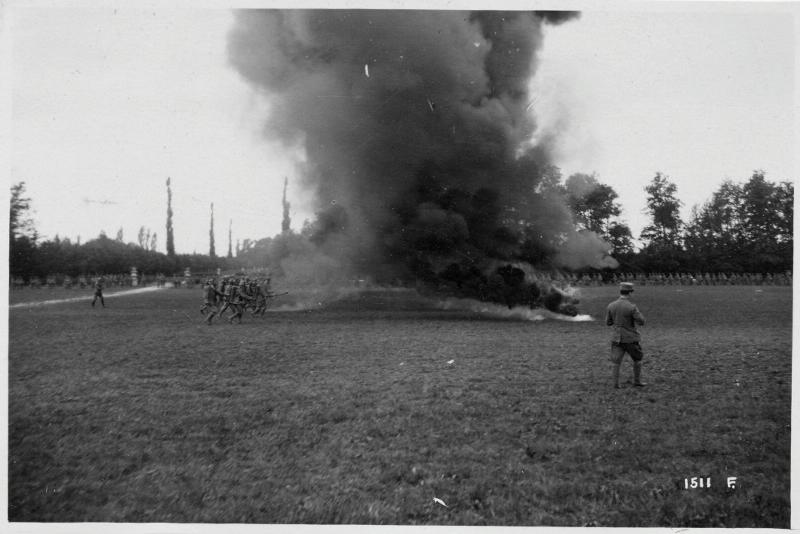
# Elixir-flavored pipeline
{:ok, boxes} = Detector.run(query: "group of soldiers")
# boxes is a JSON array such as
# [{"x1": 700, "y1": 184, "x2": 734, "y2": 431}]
[{"x1": 200, "y1": 276, "x2": 286, "y2": 324}]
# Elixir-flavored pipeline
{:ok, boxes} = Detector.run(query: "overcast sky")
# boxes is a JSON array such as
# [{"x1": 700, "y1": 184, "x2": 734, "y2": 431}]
[
  {"x1": 7, "y1": 2, "x2": 797, "y2": 254},
  {"x1": 533, "y1": 6, "x2": 796, "y2": 238}
]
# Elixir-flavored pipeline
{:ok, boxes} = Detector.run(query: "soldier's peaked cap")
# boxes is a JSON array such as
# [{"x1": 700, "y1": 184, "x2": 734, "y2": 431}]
[{"x1": 620, "y1": 282, "x2": 634, "y2": 291}]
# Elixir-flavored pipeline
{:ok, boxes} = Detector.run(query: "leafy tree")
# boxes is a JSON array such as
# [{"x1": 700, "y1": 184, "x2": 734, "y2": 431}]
[
  {"x1": 236, "y1": 236, "x2": 275, "y2": 269},
  {"x1": 564, "y1": 172, "x2": 623, "y2": 237},
  {"x1": 116, "y1": 227, "x2": 124, "y2": 242},
  {"x1": 641, "y1": 172, "x2": 683, "y2": 247},
  {"x1": 9, "y1": 182, "x2": 38, "y2": 279},
  {"x1": 534, "y1": 163, "x2": 565, "y2": 196},
  {"x1": 737, "y1": 171, "x2": 791, "y2": 271},
  {"x1": 682, "y1": 171, "x2": 792, "y2": 272},
  {"x1": 607, "y1": 221, "x2": 634, "y2": 256},
  {"x1": 516, "y1": 164, "x2": 567, "y2": 268},
  {"x1": 683, "y1": 180, "x2": 742, "y2": 271},
  {"x1": 774, "y1": 181, "x2": 794, "y2": 244},
  {"x1": 739, "y1": 171, "x2": 777, "y2": 242},
  {"x1": 10, "y1": 182, "x2": 37, "y2": 242},
  {"x1": 636, "y1": 173, "x2": 685, "y2": 272}
]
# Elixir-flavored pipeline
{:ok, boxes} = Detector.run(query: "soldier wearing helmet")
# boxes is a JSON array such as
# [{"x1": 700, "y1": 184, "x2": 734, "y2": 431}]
[
  {"x1": 228, "y1": 277, "x2": 253, "y2": 324},
  {"x1": 201, "y1": 278, "x2": 223, "y2": 323}
]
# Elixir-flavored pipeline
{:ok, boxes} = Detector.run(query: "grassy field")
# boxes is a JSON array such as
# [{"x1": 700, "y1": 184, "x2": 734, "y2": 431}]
[{"x1": 8, "y1": 284, "x2": 791, "y2": 526}]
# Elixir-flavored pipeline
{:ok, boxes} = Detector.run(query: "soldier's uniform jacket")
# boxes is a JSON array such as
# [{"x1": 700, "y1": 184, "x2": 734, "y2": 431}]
[
  {"x1": 236, "y1": 282, "x2": 250, "y2": 303},
  {"x1": 605, "y1": 296, "x2": 645, "y2": 343},
  {"x1": 222, "y1": 282, "x2": 234, "y2": 301},
  {"x1": 204, "y1": 283, "x2": 220, "y2": 303}
]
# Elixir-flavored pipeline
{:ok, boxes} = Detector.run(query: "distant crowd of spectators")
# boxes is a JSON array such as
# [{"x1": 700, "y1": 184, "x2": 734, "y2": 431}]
[
  {"x1": 534, "y1": 271, "x2": 793, "y2": 287},
  {"x1": 10, "y1": 270, "x2": 793, "y2": 290},
  {"x1": 10, "y1": 273, "x2": 173, "y2": 290}
]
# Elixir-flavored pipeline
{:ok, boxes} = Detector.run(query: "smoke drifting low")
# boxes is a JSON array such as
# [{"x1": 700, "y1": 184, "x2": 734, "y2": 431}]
[{"x1": 228, "y1": 10, "x2": 614, "y2": 308}]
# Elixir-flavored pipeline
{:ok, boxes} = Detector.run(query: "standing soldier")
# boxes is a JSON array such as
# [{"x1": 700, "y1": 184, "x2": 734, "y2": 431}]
[
  {"x1": 91, "y1": 276, "x2": 105, "y2": 308},
  {"x1": 606, "y1": 282, "x2": 646, "y2": 388}
]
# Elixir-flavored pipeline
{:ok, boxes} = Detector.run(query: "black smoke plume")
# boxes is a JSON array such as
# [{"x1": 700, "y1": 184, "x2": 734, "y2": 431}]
[{"x1": 228, "y1": 10, "x2": 609, "y2": 311}]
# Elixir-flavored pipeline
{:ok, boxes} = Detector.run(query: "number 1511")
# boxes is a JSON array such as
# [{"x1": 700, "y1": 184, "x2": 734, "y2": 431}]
[{"x1": 684, "y1": 477, "x2": 711, "y2": 489}]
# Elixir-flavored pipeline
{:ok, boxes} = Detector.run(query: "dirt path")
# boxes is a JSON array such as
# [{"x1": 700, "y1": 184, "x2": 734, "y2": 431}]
[{"x1": 9, "y1": 286, "x2": 164, "y2": 309}]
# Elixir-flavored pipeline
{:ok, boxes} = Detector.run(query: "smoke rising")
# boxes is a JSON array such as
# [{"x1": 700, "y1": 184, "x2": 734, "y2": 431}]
[{"x1": 228, "y1": 10, "x2": 613, "y2": 308}]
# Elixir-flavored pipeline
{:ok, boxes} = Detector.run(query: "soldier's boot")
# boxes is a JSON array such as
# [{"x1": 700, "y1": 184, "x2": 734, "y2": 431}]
[
  {"x1": 633, "y1": 361, "x2": 645, "y2": 387},
  {"x1": 613, "y1": 363, "x2": 621, "y2": 389}
]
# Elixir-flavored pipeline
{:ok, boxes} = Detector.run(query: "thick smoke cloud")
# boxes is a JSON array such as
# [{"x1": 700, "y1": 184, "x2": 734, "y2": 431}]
[{"x1": 228, "y1": 10, "x2": 608, "y2": 309}]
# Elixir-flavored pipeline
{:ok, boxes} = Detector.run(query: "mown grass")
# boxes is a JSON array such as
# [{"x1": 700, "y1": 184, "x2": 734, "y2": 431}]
[{"x1": 8, "y1": 285, "x2": 791, "y2": 526}]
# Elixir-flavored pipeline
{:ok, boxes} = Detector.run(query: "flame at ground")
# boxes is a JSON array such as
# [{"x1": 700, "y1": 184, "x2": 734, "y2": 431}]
[{"x1": 435, "y1": 297, "x2": 594, "y2": 322}]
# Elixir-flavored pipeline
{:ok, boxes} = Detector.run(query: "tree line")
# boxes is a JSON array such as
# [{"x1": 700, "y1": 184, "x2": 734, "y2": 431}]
[
  {"x1": 632, "y1": 170, "x2": 792, "y2": 273},
  {"x1": 8, "y1": 168, "x2": 793, "y2": 283},
  {"x1": 542, "y1": 168, "x2": 792, "y2": 274},
  {"x1": 9, "y1": 181, "x2": 224, "y2": 281}
]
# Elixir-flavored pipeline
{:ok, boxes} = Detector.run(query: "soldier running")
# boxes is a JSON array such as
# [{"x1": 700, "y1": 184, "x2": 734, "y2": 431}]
[
  {"x1": 259, "y1": 276, "x2": 274, "y2": 315},
  {"x1": 200, "y1": 278, "x2": 223, "y2": 324},
  {"x1": 217, "y1": 277, "x2": 236, "y2": 319},
  {"x1": 251, "y1": 278, "x2": 268, "y2": 316},
  {"x1": 228, "y1": 277, "x2": 254, "y2": 324}
]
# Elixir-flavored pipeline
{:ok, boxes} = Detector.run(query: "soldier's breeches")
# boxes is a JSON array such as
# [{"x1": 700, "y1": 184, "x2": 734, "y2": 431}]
[{"x1": 610, "y1": 342, "x2": 643, "y2": 363}]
